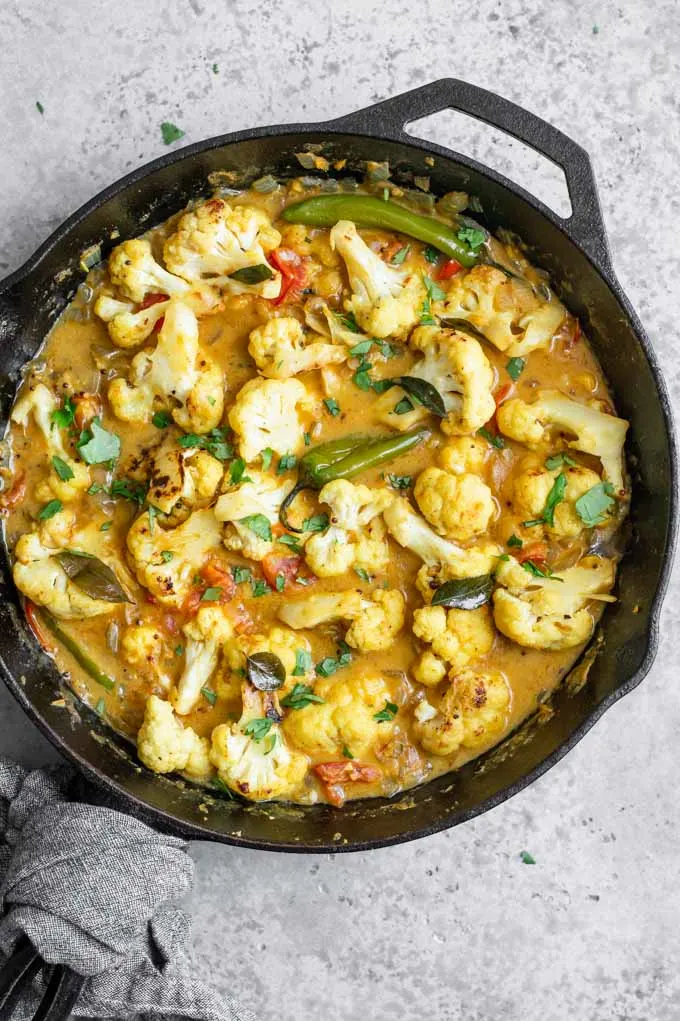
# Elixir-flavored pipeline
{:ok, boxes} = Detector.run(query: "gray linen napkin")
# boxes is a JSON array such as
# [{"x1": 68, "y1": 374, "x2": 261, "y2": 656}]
[{"x1": 0, "y1": 756, "x2": 256, "y2": 1021}]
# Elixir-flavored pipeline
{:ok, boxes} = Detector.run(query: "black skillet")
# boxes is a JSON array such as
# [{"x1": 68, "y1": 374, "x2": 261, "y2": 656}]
[{"x1": 0, "y1": 79, "x2": 676, "y2": 857}]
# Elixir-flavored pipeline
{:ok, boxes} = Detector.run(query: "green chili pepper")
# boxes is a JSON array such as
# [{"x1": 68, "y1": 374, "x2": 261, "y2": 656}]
[
  {"x1": 280, "y1": 195, "x2": 480, "y2": 268},
  {"x1": 38, "y1": 607, "x2": 115, "y2": 691},
  {"x1": 280, "y1": 428, "x2": 429, "y2": 531}
]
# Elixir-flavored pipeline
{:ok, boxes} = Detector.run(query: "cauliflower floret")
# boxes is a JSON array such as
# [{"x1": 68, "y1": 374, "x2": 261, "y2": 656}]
[
  {"x1": 148, "y1": 446, "x2": 224, "y2": 519},
  {"x1": 214, "y1": 470, "x2": 295, "y2": 561},
  {"x1": 496, "y1": 391, "x2": 628, "y2": 492},
  {"x1": 173, "y1": 605, "x2": 236, "y2": 715},
  {"x1": 330, "y1": 220, "x2": 424, "y2": 339},
  {"x1": 94, "y1": 294, "x2": 170, "y2": 349},
  {"x1": 345, "y1": 588, "x2": 406, "y2": 653},
  {"x1": 11, "y1": 384, "x2": 90, "y2": 502},
  {"x1": 232, "y1": 627, "x2": 313, "y2": 695},
  {"x1": 126, "y1": 508, "x2": 222, "y2": 608},
  {"x1": 493, "y1": 554, "x2": 616, "y2": 650},
  {"x1": 163, "y1": 198, "x2": 282, "y2": 298},
  {"x1": 414, "y1": 466, "x2": 495, "y2": 541},
  {"x1": 304, "y1": 480, "x2": 394, "y2": 578},
  {"x1": 512, "y1": 459, "x2": 603, "y2": 538},
  {"x1": 108, "y1": 301, "x2": 224, "y2": 434},
  {"x1": 412, "y1": 605, "x2": 495, "y2": 684},
  {"x1": 13, "y1": 510, "x2": 122, "y2": 619},
  {"x1": 107, "y1": 238, "x2": 192, "y2": 304},
  {"x1": 228, "y1": 377, "x2": 312, "y2": 462},
  {"x1": 210, "y1": 683, "x2": 307, "y2": 801},
  {"x1": 383, "y1": 498, "x2": 500, "y2": 599},
  {"x1": 121, "y1": 624, "x2": 171, "y2": 688},
  {"x1": 248, "y1": 316, "x2": 347, "y2": 379},
  {"x1": 284, "y1": 673, "x2": 395, "y2": 758},
  {"x1": 438, "y1": 436, "x2": 488, "y2": 476},
  {"x1": 436, "y1": 265, "x2": 566, "y2": 356},
  {"x1": 413, "y1": 669, "x2": 511, "y2": 756},
  {"x1": 277, "y1": 586, "x2": 404, "y2": 651},
  {"x1": 410, "y1": 325, "x2": 496, "y2": 436},
  {"x1": 136, "y1": 694, "x2": 212, "y2": 778}
]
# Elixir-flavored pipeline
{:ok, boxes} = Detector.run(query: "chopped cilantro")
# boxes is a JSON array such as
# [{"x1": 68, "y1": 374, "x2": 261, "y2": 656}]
[
  {"x1": 275, "y1": 573, "x2": 285, "y2": 592},
  {"x1": 292, "y1": 649, "x2": 313, "y2": 676},
  {"x1": 87, "y1": 483, "x2": 103, "y2": 495},
  {"x1": 251, "y1": 579, "x2": 270, "y2": 598},
  {"x1": 506, "y1": 357, "x2": 526, "y2": 381},
  {"x1": 507, "y1": 534, "x2": 523, "y2": 548},
  {"x1": 77, "y1": 418, "x2": 121, "y2": 465},
  {"x1": 238, "y1": 514, "x2": 272, "y2": 541},
  {"x1": 38, "y1": 499, "x2": 63, "y2": 520},
  {"x1": 335, "y1": 312, "x2": 360, "y2": 333},
  {"x1": 36, "y1": 101, "x2": 44, "y2": 115},
  {"x1": 342, "y1": 745, "x2": 354, "y2": 759},
  {"x1": 99, "y1": 521, "x2": 112, "y2": 532},
  {"x1": 423, "y1": 245, "x2": 440, "y2": 264},
  {"x1": 278, "y1": 533, "x2": 302, "y2": 554},
  {"x1": 152, "y1": 410, "x2": 172, "y2": 428},
  {"x1": 277, "y1": 453, "x2": 297, "y2": 475},
  {"x1": 110, "y1": 478, "x2": 148, "y2": 505},
  {"x1": 477, "y1": 427, "x2": 505, "y2": 449},
  {"x1": 161, "y1": 121, "x2": 184, "y2": 145},
  {"x1": 174, "y1": 644, "x2": 184, "y2": 657},
  {"x1": 575, "y1": 482, "x2": 617, "y2": 527},
  {"x1": 231, "y1": 565, "x2": 252, "y2": 585},
  {"x1": 423, "y1": 274, "x2": 446, "y2": 302},
  {"x1": 522, "y1": 560, "x2": 559, "y2": 579},
  {"x1": 211, "y1": 62, "x2": 219, "y2": 73},
  {"x1": 522, "y1": 472, "x2": 568, "y2": 528},
  {"x1": 178, "y1": 428, "x2": 233, "y2": 461},
  {"x1": 201, "y1": 687, "x2": 217, "y2": 706},
  {"x1": 354, "y1": 567, "x2": 371, "y2": 582},
  {"x1": 229, "y1": 458, "x2": 249, "y2": 485},
  {"x1": 457, "y1": 226, "x2": 486, "y2": 249},
  {"x1": 281, "y1": 683, "x2": 325, "y2": 710},
  {"x1": 316, "y1": 657, "x2": 340, "y2": 678},
  {"x1": 302, "y1": 513, "x2": 329, "y2": 533},
  {"x1": 545, "y1": 452, "x2": 577, "y2": 470},
  {"x1": 390, "y1": 244, "x2": 411, "y2": 266},
  {"x1": 261, "y1": 448, "x2": 274, "y2": 470},
  {"x1": 373, "y1": 701, "x2": 398, "y2": 722},
  {"x1": 51, "y1": 455, "x2": 74, "y2": 481},
  {"x1": 387, "y1": 473, "x2": 412, "y2": 490},
  {"x1": 50, "y1": 396, "x2": 76, "y2": 430},
  {"x1": 161, "y1": 550, "x2": 174, "y2": 563},
  {"x1": 303, "y1": 432, "x2": 312, "y2": 447},
  {"x1": 520, "y1": 850, "x2": 536, "y2": 865},
  {"x1": 324, "y1": 397, "x2": 341, "y2": 417},
  {"x1": 353, "y1": 367, "x2": 374, "y2": 391},
  {"x1": 243, "y1": 717, "x2": 274, "y2": 742},
  {"x1": 201, "y1": 586, "x2": 223, "y2": 602},
  {"x1": 350, "y1": 339, "x2": 374, "y2": 357}
]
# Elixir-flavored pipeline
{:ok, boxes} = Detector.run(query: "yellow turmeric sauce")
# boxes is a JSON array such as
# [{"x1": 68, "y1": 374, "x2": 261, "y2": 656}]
[{"x1": 2, "y1": 178, "x2": 626, "y2": 806}]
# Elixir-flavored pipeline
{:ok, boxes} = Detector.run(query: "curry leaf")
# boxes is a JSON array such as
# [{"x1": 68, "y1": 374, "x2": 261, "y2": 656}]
[
  {"x1": 431, "y1": 574, "x2": 493, "y2": 610},
  {"x1": 57, "y1": 550, "x2": 131, "y2": 603},
  {"x1": 246, "y1": 652, "x2": 286, "y2": 691}
]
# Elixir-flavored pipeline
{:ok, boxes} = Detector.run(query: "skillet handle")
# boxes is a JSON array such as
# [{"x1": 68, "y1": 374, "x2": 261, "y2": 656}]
[{"x1": 329, "y1": 78, "x2": 614, "y2": 278}]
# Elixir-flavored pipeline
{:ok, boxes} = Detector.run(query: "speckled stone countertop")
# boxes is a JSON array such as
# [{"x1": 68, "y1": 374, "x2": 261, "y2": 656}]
[{"x1": 1, "y1": 1, "x2": 679, "y2": 1018}]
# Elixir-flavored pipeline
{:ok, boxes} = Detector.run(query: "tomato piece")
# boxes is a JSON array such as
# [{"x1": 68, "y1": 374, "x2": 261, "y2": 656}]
[
  {"x1": 261, "y1": 554, "x2": 301, "y2": 590},
  {"x1": 73, "y1": 393, "x2": 102, "y2": 430},
  {"x1": 163, "y1": 614, "x2": 179, "y2": 635},
  {"x1": 494, "y1": 382, "x2": 512, "y2": 406},
  {"x1": 139, "y1": 292, "x2": 168, "y2": 310},
  {"x1": 145, "y1": 593, "x2": 159, "y2": 605},
  {"x1": 183, "y1": 589, "x2": 202, "y2": 616},
  {"x1": 201, "y1": 562, "x2": 237, "y2": 600},
  {"x1": 0, "y1": 473, "x2": 26, "y2": 514},
  {"x1": 314, "y1": 761, "x2": 382, "y2": 785},
  {"x1": 268, "y1": 248, "x2": 307, "y2": 306},
  {"x1": 437, "y1": 258, "x2": 462, "y2": 281},
  {"x1": 229, "y1": 602, "x2": 255, "y2": 634},
  {"x1": 517, "y1": 541, "x2": 548, "y2": 564}
]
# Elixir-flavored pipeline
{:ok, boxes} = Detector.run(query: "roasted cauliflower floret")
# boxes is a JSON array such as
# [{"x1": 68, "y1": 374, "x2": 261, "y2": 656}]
[
  {"x1": 232, "y1": 627, "x2": 313, "y2": 695},
  {"x1": 107, "y1": 238, "x2": 191, "y2": 304},
  {"x1": 163, "y1": 198, "x2": 282, "y2": 298},
  {"x1": 413, "y1": 669, "x2": 511, "y2": 756},
  {"x1": 304, "y1": 480, "x2": 394, "y2": 578},
  {"x1": 412, "y1": 605, "x2": 495, "y2": 684},
  {"x1": 147, "y1": 446, "x2": 224, "y2": 519},
  {"x1": 214, "y1": 471, "x2": 295, "y2": 561},
  {"x1": 94, "y1": 294, "x2": 169, "y2": 349},
  {"x1": 121, "y1": 624, "x2": 171, "y2": 689},
  {"x1": 414, "y1": 466, "x2": 495, "y2": 541},
  {"x1": 136, "y1": 694, "x2": 212, "y2": 778},
  {"x1": 126, "y1": 508, "x2": 222, "y2": 608},
  {"x1": 330, "y1": 220, "x2": 424, "y2": 339},
  {"x1": 436, "y1": 264, "x2": 566, "y2": 356},
  {"x1": 512, "y1": 459, "x2": 603, "y2": 537},
  {"x1": 496, "y1": 391, "x2": 628, "y2": 492},
  {"x1": 173, "y1": 605, "x2": 236, "y2": 715},
  {"x1": 493, "y1": 555, "x2": 616, "y2": 650},
  {"x1": 108, "y1": 301, "x2": 224, "y2": 434},
  {"x1": 11, "y1": 384, "x2": 90, "y2": 503},
  {"x1": 13, "y1": 510, "x2": 123, "y2": 620},
  {"x1": 410, "y1": 325, "x2": 496, "y2": 435},
  {"x1": 383, "y1": 498, "x2": 500, "y2": 599},
  {"x1": 228, "y1": 377, "x2": 311, "y2": 462},
  {"x1": 248, "y1": 316, "x2": 347, "y2": 379},
  {"x1": 284, "y1": 673, "x2": 395, "y2": 758},
  {"x1": 438, "y1": 435, "x2": 488, "y2": 476},
  {"x1": 210, "y1": 683, "x2": 307, "y2": 801},
  {"x1": 277, "y1": 587, "x2": 404, "y2": 651}
]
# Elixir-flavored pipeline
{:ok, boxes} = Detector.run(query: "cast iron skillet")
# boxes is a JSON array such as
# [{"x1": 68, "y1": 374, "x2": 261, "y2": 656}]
[{"x1": 0, "y1": 79, "x2": 676, "y2": 853}]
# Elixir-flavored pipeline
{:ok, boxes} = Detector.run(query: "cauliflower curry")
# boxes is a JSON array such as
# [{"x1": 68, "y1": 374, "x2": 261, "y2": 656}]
[{"x1": 2, "y1": 164, "x2": 629, "y2": 807}]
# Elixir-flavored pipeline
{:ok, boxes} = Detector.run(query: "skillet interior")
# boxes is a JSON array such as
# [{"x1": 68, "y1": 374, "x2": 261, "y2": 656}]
[{"x1": 0, "y1": 126, "x2": 675, "y2": 852}]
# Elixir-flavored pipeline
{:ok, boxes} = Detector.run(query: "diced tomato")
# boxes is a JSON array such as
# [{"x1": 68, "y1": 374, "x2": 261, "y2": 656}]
[
  {"x1": 139, "y1": 292, "x2": 168, "y2": 310},
  {"x1": 271, "y1": 522, "x2": 287, "y2": 538},
  {"x1": 494, "y1": 382, "x2": 512, "y2": 406},
  {"x1": 436, "y1": 258, "x2": 462, "y2": 281},
  {"x1": 228, "y1": 602, "x2": 255, "y2": 634},
  {"x1": 517, "y1": 541, "x2": 548, "y2": 564},
  {"x1": 183, "y1": 589, "x2": 202, "y2": 616},
  {"x1": 201, "y1": 562, "x2": 237, "y2": 600},
  {"x1": 0, "y1": 473, "x2": 26, "y2": 514},
  {"x1": 261, "y1": 554, "x2": 301, "y2": 590},
  {"x1": 163, "y1": 614, "x2": 179, "y2": 635},
  {"x1": 145, "y1": 593, "x2": 159, "y2": 605},
  {"x1": 268, "y1": 248, "x2": 307, "y2": 306},
  {"x1": 314, "y1": 761, "x2": 383, "y2": 808}
]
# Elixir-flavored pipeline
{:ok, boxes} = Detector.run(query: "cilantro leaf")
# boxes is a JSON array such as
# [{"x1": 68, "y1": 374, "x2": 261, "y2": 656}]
[
  {"x1": 373, "y1": 700, "x2": 398, "y2": 722},
  {"x1": 243, "y1": 717, "x2": 274, "y2": 742},
  {"x1": 238, "y1": 514, "x2": 272, "y2": 542},
  {"x1": 51, "y1": 455, "x2": 74, "y2": 481},
  {"x1": 324, "y1": 398, "x2": 341, "y2": 417},
  {"x1": 575, "y1": 482, "x2": 616, "y2": 527},
  {"x1": 545, "y1": 452, "x2": 577, "y2": 470},
  {"x1": 302, "y1": 514, "x2": 329, "y2": 533},
  {"x1": 231, "y1": 565, "x2": 252, "y2": 585},
  {"x1": 110, "y1": 478, "x2": 148, "y2": 505},
  {"x1": 457, "y1": 226, "x2": 486, "y2": 250},
  {"x1": 251, "y1": 579, "x2": 271, "y2": 598},
  {"x1": 522, "y1": 473, "x2": 568, "y2": 528},
  {"x1": 38, "y1": 499, "x2": 63, "y2": 520},
  {"x1": 77, "y1": 418, "x2": 121, "y2": 465},
  {"x1": 477, "y1": 427, "x2": 505, "y2": 449},
  {"x1": 261, "y1": 448, "x2": 274, "y2": 470},
  {"x1": 390, "y1": 244, "x2": 410, "y2": 266},
  {"x1": 506, "y1": 357, "x2": 526, "y2": 381},
  {"x1": 152, "y1": 410, "x2": 172, "y2": 428},
  {"x1": 520, "y1": 850, "x2": 536, "y2": 865},
  {"x1": 201, "y1": 687, "x2": 217, "y2": 706},
  {"x1": 507, "y1": 534, "x2": 523, "y2": 548},
  {"x1": 50, "y1": 396, "x2": 76, "y2": 430},
  {"x1": 387, "y1": 473, "x2": 412, "y2": 490},
  {"x1": 277, "y1": 453, "x2": 297, "y2": 475},
  {"x1": 161, "y1": 121, "x2": 184, "y2": 145},
  {"x1": 292, "y1": 649, "x2": 313, "y2": 677}
]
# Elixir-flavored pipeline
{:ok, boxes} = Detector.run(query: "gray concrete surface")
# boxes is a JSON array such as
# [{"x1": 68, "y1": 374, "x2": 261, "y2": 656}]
[{"x1": 1, "y1": 1, "x2": 679, "y2": 1018}]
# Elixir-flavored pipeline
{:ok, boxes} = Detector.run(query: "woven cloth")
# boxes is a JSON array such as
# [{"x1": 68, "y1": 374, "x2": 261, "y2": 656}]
[{"x1": 0, "y1": 756, "x2": 255, "y2": 1020}]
